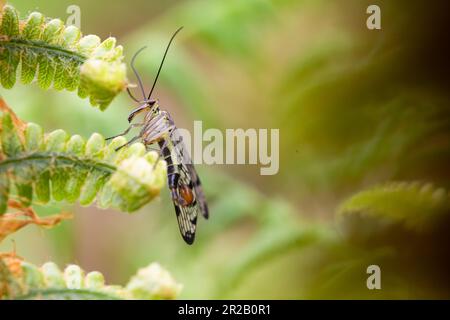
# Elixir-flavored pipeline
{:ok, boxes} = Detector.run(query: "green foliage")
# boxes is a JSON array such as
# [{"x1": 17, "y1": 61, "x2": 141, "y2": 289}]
[
  {"x1": 302, "y1": 182, "x2": 450, "y2": 299},
  {"x1": 0, "y1": 112, "x2": 166, "y2": 214},
  {"x1": 0, "y1": 4, "x2": 127, "y2": 110},
  {"x1": 338, "y1": 182, "x2": 450, "y2": 232},
  {"x1": 0, "y1": 258, "x2": 181, "y2": 300},
  {"x1": 126, "y1": 262, "x2": 183, "y2": 300},
  {"x1": 1, "y1": 0, "x2": 448, "y2": 299},
  {"x1": 0, "y1": 2, "x2": 184, "y2": 302},
  {"x1": 208, "y1": 180, "x2": 450, "y2": 299}
]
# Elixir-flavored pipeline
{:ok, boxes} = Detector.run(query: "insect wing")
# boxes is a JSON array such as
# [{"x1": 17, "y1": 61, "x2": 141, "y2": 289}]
[
  {"x1": 168, "y1": 129, "x2": 208, "y2": 244},
  {"x1": 186, "y1": 163, "x2": 209, "y2": 219},
  {"x1": 170, "y1": 128, "x2": 209, "y2": 219}
]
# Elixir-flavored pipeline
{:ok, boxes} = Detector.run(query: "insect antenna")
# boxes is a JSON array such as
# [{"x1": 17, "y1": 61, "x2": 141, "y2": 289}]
[
  {"x1": 147, "y1": 27, "x2": 183, "y2": 101},
  {"x1": 127, "y1": 46, "x2": 148, "y2": 102}
]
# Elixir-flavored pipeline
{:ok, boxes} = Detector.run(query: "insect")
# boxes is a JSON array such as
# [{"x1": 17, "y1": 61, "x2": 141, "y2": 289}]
[{"x1": 106, "y1": 27, "x2": 208, "y2": 245}]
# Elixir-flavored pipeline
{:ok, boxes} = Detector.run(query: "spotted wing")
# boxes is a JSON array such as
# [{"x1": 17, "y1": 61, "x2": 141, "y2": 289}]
[
  {"x1": 186, "y1": 163, "x2": 209, "y2": 219},
  {"x1": 164, "y1": 129, "x2": 208, "y2": 244}
]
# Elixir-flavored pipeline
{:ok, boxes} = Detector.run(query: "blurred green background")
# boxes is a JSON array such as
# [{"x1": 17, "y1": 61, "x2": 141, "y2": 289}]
[{"x1": 1, "y1": 0, "x2": 449, "y2": 299}]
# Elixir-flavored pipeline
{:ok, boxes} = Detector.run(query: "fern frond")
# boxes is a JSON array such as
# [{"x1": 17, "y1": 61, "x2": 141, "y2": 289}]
[
  {"x1": 17, "y1": 288, "x2": 121, "y2": 300},
  {"x1": 0, "y1": 112, "x2": 166, "y2": 214},
  {"x1": 0, "y1": 256, "x2": 181, "y2": 300},
  {"x1": 0, "y1": 4, "x2": 127, "y2": 110},
  {"x1": 338, "y1": 182, "x2": 450, "y2": 232}
]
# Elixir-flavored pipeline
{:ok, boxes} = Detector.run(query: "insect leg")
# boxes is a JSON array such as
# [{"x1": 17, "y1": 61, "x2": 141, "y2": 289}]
[
  {"x1": 141, "y1": 112, "x2": 167, "y2": 135},
  {"x1": 146, "y1": 145, "x2": 160, "y2": 152},
  {"x1": 142, "y1": 115, "x2": 175, "y2": 143},
  {"x1": 105, "y1": 123, "x2": 144, "y2": 140},
  {"x1": 115, "y1": 136, "x2": 140, "y2": 152}
]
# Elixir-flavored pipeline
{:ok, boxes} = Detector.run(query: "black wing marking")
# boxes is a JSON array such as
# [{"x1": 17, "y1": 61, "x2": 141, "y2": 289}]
[
  {"x1": 172, "y1": 163, "x2": 199, "y2": 244},
  {"x1": 170, "y1": 128, "x2": 209, "y2": 219},
  {"x1": 160, "y1": 128, "x2": 208, "y2": 244},
  {"x1": 186, "y1": 163, "x2": 209, "y2": 219}
]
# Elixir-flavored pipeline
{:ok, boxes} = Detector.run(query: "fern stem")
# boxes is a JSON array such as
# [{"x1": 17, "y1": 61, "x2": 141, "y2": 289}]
[
  {"x1": 0, "y1": 152, "x2": 115, "y2": 174},
  {"x1": 15, "y1": 288, "x2": 121, "y2": 300},
  {"x1": 0, "y1": 39, "x2": 86, "y2": 62}
]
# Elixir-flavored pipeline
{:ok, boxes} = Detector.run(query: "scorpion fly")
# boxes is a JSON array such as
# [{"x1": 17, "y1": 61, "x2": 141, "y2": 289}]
[{"x1": 107, "y1": 27, "x2": 209, "y2": 245}]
